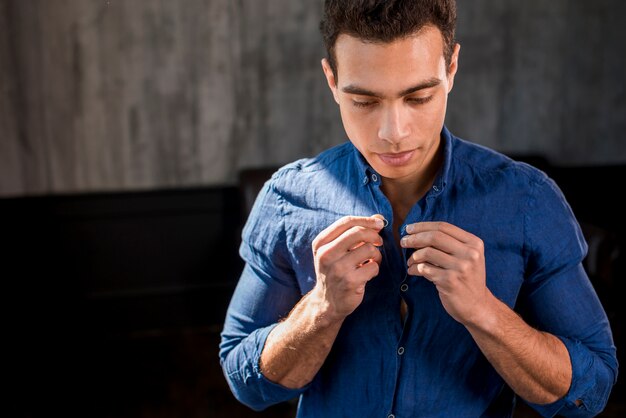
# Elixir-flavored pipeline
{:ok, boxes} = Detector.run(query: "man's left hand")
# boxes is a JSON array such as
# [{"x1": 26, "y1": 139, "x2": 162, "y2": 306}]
[{"x1": 400, "y1": 221, "x2": 491, "y2": 325}]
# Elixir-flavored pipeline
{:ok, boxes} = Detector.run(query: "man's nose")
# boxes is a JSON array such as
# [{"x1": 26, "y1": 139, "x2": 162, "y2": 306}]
[{"x1": 378, "y1": 103, "x2": 410, "y2": 145}]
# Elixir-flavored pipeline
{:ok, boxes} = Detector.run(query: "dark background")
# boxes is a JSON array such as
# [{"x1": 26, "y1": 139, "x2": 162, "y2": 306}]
[{"x1": 1, "y1": 1, "x2": 625, "y2": 417}]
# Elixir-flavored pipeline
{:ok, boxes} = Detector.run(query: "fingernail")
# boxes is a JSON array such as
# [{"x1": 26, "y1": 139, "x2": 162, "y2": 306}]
[
  {"x1": 400, "y1": 237, "x2": 407, "y2": 247},
  {"x1": 405, "y1": 224, "x2": 413, "y2": 234},
  {"x1": 373, "y1": 218, "x2": 385, "y2": 228}
]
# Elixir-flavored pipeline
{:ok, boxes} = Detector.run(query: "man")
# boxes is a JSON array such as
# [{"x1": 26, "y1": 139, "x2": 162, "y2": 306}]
[{"x1": 220, "y1": 0, "x2": 617, "y2": 416}]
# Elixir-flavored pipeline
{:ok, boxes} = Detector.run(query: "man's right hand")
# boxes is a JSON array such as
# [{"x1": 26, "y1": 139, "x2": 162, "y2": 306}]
[
  {"x1": 310, "y1": 215, "x2": 385, "y2": 321},
  {"x1": 258, "y1": 214, "x2": 385, "y2": 388}
]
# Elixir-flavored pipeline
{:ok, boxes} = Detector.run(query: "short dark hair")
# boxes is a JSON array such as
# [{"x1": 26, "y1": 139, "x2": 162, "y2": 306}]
[{"x1": 320, "y1": 0, "x2": 457, "y2": 77}]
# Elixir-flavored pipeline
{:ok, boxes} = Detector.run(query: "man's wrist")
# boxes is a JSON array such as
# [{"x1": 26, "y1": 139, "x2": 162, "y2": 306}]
[
  {"x1": 305, "y1": 287, "x2": 347, "y2": 329},
  {"x1": 462, "y1": 290, "x2": 502, "y2": 334}
]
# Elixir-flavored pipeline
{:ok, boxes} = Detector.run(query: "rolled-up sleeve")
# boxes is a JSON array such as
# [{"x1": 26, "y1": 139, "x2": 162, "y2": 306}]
[
  {"x1": 518, "y1": 176, "x2": 618, "y2": 416},
  {"x1": 219, "y1": 178, "x2": 307, "y2": 411}
]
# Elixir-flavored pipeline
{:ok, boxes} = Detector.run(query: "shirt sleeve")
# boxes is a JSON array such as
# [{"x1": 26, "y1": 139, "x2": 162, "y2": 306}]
[
  {"x1": 517, "y1": 176, "x2": 618, "y2": 417},
  {"x1": 219, "y1": 177, "x2": 308, "y2": 411}
]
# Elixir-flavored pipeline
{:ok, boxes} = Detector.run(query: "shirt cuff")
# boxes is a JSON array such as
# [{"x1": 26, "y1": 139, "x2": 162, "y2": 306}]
[
  {"x1": 526, "y1": 336, "x2": 614, "y2": 417},
  {"x1": 223, "y1": 323, "x2": 310, "y2": 410}
]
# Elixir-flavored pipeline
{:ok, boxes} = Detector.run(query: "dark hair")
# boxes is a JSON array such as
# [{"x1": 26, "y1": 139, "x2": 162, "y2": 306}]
[{"x1": 320, "y1": 0, "x2": 457, "y2": 77}]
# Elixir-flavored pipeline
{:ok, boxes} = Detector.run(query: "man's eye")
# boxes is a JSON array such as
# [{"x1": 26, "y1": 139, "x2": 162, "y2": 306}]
[
  {"x1": 407, "y1": 96, "x2": 433, "y2": 105},
  {"x1": 352, "y1": 100, "x2": 376, "y2": 108}
]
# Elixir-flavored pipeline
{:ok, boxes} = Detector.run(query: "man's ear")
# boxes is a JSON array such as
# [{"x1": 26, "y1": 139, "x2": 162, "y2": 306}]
[
  {"x1": 446, "y1": 43, "x2": 461, "y2": 94},
  {"x1": 321, "y1": 58, "x2": 340, "y2": 104}
]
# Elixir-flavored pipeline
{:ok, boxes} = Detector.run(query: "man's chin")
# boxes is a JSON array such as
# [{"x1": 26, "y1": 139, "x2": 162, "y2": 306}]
[{"x1": 370, "y1": 166, "x2": 416, "y2": 181}]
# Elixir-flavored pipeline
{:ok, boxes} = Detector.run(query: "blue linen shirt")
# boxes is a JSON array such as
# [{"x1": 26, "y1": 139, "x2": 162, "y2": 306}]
[{"x1": 219, "y1": 127, "x2": 617, "y2": 417}]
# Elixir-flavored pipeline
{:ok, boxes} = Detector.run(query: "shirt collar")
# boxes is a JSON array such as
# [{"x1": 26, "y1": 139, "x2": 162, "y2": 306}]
[
  {"x1": 432, "y1": 125, "x2": 453, "y2": 195},
  {"x1": 352, "y1": 125, "x2": 454, "y2": 193},
  {"x1": 352, "y1": 145, "x2": 378, "y2": 187}
]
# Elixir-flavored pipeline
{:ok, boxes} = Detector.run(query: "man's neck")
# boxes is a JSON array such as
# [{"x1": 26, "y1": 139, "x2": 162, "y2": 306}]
[{"x1": 381, "y1": 145, "x2": 443, "y2": 226}]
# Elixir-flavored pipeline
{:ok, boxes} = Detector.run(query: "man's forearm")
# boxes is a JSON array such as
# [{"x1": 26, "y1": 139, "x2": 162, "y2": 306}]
[
  {"x1": 259, "y1": 291, "x2": 344, "y2": 389},
  {"x1": 465, "y1": 292, "x2": 572, "y2": 405}
]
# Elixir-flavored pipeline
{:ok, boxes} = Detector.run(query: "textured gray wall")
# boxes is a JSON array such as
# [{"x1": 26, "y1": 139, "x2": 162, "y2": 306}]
[
  {"x1": 449, "y1": 0, "x2": 626, "y2": 164},
  {"x1": 1, "y1": 0, "x2": 625, "y2": 197}
]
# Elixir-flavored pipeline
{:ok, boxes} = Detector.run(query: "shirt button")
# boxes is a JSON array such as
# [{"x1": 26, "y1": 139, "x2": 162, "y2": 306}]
[
  {"x1": 371, "y1": 173, "x2": 378, "y2": 182},
  {"x1": 400, "y1": 283, "x2": 409, "y2": 292},
  {"x1": 362, "y1": 175, "x2": 369, "y2": 185},
  {"x1": 397, "y1": 347, "x2": 405, "y2": 355},
  {"x1": 433, "y1": 185, "x2": 440, "y2": 192},
  {"x1": 388, "y1": 415, "x2": 395, "y2": 418}
]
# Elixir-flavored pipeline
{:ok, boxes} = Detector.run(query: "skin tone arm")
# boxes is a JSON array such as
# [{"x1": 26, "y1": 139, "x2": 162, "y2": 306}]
[
  {"x1": 259, "y1": 215, "x2": 385, "y2": 389},
  {"x1": 401, "y1": 221, "x2": 573, "y2": 405}
]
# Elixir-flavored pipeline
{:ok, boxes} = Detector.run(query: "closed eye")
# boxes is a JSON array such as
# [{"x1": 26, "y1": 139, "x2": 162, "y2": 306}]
[
  {"x1": 352, "y1": 100, "x2": 377, "y2": 108},
  {"x1": 407, "y1": 96, "x2": 433, "y2": 105}
]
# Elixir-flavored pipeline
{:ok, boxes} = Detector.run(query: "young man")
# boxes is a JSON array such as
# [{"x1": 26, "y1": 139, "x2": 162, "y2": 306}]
[{"x1": 220, "y1": 1, "x2": 617, "y2": 416}]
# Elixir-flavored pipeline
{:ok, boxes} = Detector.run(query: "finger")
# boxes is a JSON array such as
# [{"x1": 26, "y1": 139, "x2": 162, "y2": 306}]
[
  {"x1": 342, "y1": 260, "x2": 380, "y2": 296},
  {"x1": 404, "y1": 222, "x2": 476, "y2": 244},
  {"x1": 342, "y1": 242, "x2": 383, "y2": 269},
  {"x1": 341, "y1": 226, "x2": 384, "y2": 252},
  {"x1": 407, "y1": 246, "x2": 457, "y2": 270},
  {"x1": 408, "y1": 261, "x2": 444, "y2": 281},
  {"x1": 316, "y1": 225, "x2": 383, "y2": 266},
  {"x1": 351, "y1": 246, "x2": 382, "y2": 281},
  {"x1": 330, "y1": 243, "x2": 382, "y2": 274},
  {"x1": 324, "y1": 244, "x2": 381, "y2": 293},
  {"x1": 353, "y1": 260, "x2": 380, "y2": 290},
  {"x1": 371, "y1": 213, "x2": 388, "y2": 227},
  {"x1": 400, "y1": 229, "x2": 465, "y2": 255},
  {"x1": 313, "y1": 215, "x2": 385, "y2": 250}
]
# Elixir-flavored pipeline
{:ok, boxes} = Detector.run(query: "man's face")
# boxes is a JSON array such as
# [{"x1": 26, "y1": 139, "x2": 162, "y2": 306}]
[{"x1": 322, "y1": 26, "x2": 460, "y2": 182}]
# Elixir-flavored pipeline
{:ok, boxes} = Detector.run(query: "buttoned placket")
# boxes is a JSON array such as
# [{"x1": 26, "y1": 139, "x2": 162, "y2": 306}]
[
  {"x1": 364, "y1": 170, "x2": 405, "y2": 418},
  {"x1": 380, "y1": 217, "x2": 415, "y2": 418},
  {"x1": 365, "y1": 168, "x2": 443, "y2": 418}
]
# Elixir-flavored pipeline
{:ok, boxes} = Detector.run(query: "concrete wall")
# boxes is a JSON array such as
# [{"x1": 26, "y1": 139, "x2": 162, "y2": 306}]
[
  {"x1": 1, "y1": 0, "x2": 624, "y2": 197},
  {"x1": 450, "y1": 0, "x2": 626, "y2": 164}
]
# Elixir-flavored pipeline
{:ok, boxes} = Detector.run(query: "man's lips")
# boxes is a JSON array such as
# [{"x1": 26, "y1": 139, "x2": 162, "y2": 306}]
[{"x1": 377, "y1": 150, "x2": 415, "y2": 167}]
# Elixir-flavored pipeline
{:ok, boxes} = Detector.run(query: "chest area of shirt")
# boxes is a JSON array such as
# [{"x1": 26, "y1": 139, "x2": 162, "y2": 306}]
[{"x1": 288, "y1": 203, "x2": 526, "y2": 309}]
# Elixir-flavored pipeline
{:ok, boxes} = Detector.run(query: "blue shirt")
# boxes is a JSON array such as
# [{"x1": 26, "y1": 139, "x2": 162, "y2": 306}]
[{"x1": 219, "y1": 127, "x2": 617, "y2": 417}]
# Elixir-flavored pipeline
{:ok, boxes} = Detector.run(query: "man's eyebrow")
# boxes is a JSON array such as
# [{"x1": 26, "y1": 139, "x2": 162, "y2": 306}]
[
  {"x1": 341, "y1": 77, "x2": 442, "y2": 98},
  {"x1": 399, "y1": 78, "x2": 441, "y2": 96}
]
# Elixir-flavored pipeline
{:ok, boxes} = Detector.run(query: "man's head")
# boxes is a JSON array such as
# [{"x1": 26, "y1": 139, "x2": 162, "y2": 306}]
[
  {"x1": 320, "y1": 0, "x2": 457, "y2": 79},
  {"x1": 318, "y1": 0, "x2": 460, "y2": 185}
]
